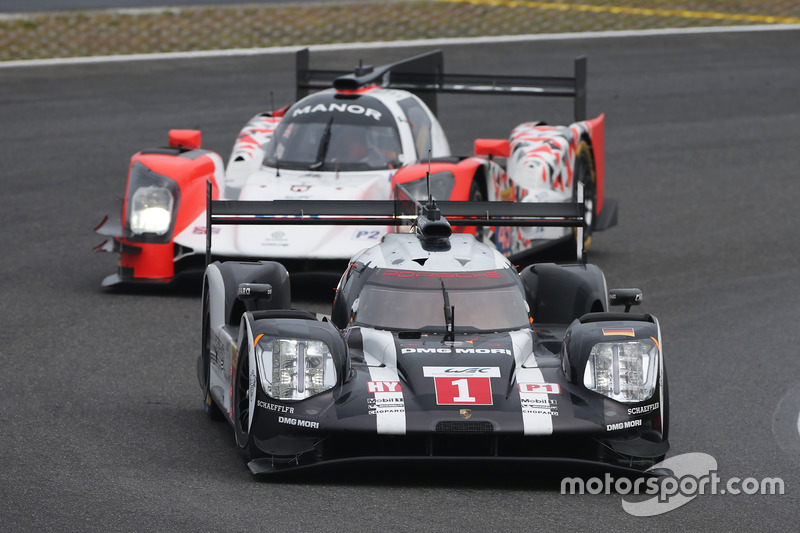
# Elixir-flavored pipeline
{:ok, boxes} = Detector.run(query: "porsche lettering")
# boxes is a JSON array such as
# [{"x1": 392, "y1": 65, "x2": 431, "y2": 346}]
[{"x1": 382, "y1": 270, "x2": 502, "y2": 279}]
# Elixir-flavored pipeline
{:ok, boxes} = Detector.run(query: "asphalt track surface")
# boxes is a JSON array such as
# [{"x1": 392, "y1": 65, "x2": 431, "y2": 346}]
[{"x1": 2, "y1": 28, "x2": 800, "y2": 530}]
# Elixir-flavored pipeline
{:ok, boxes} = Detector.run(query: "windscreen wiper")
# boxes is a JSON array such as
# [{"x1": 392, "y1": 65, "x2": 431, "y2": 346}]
[
  {"x1": 441, "y1": 280, "x2": 454, "y2": 342},
  {"x1": 309, "y1": 117, "x2": 334, "y2": 170}
]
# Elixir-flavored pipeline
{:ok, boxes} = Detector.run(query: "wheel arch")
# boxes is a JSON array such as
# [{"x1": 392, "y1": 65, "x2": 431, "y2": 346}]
[
  {"x1": 577, "y1": 114, "x2": 605, "y2": 214},
  {"x1": 520, "y1": 262, "x2": 609, "y2": 325}
]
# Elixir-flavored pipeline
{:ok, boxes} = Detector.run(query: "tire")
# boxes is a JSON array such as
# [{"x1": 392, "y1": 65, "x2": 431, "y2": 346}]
[
  {"x1": 233, "y1": 341, "x2": 258, "y2": 460},
  {"x1": 660, "y1": 363, "x2": 670, "y2": 444},
  {"x1": 201, "y1": 289, "x2": 224, "y2": 420},
  {"x1": 468, "y1": 176, "x2": 490, "y2": 245},
  {"x1": 573, "y1": 140, "x2": 597, "y2": 250}
]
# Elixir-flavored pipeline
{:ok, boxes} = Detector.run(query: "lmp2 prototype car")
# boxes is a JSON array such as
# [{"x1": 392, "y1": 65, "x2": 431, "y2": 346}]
[
  {"x1": 94, "y1": 49, "x2": 617, "y2": 288},
  {"x1": 198, "y1": 193, "x2": 667, "y2": 475}
]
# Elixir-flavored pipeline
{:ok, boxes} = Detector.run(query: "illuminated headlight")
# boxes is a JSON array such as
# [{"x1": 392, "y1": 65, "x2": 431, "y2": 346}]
[
  {"x1": 125, "y1": 162, "x2": 179, "y2": 241},
  {"x1": 256, "y1": 337, "x2": 336, "y2": 400},
  {"x1": 400, "y1": 171, "x2": 455, "y2": 201},
  {"x1": 129, "y1": 186, "x2": 173, "y2": 235},
  {"x1": 583, "y1": 339, "x2": 659, "y2": 403}
]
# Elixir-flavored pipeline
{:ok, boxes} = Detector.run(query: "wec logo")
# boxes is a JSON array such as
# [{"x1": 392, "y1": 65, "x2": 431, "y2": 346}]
[{"x1": 422, "y1": 366, "x2": 501, "y2": 377}]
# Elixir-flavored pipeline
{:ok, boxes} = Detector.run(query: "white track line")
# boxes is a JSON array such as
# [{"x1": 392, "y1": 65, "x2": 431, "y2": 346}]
[{"x1": 1, "y1": 24, "x2": 799, "y2": 69}]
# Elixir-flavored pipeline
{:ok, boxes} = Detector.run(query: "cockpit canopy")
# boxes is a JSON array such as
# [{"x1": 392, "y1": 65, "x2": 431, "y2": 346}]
[
  {"x1": 263, "y1": 92, "x2": 403, "y2": 171},
  {"x1": 352, "y1": 268, "x2": 531, "y2": 332}
]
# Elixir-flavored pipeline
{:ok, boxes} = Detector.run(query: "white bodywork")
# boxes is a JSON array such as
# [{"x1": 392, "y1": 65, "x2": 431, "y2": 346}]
[
  {"x1": 502, "y1": 121, "x2": 595, "y2": 247},
  {"x1": 175, "y1": 87, "x2": 451, "y2": 262},
  {"x1": 354, "y1": 232, "x2": 511, "y2": 273},
  {"x1": 173, "y1": 90, "x2": 596, "y2": 265}
]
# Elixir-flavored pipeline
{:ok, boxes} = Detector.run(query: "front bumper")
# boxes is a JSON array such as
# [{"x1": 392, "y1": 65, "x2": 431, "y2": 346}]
[{"x1": 247, "y1": 434, "x2": 669, "y2": 477}]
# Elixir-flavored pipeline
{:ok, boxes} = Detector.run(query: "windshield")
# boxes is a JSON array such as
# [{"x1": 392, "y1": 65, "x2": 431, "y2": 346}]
[
  {"x1": 352, "y1": 270, "x2": 530, "y2": 332},
  {"x1": 263, "y1": 94, "x2": 402, "y2": 171}
]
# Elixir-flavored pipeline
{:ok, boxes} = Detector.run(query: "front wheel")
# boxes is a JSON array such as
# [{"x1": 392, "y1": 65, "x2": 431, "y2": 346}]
[
  {"x1": 233, "y1": 341, "x2": 259, "y2": 460},
  {"x1": 573, "y1": 140, "x2": 597, "y2": 250},
  {"x1": 468, "y1": 176, "x2": 491, "y2": 245},
  {"x1": 201, "y1": 290, "x2": 223, "y2": 420}
]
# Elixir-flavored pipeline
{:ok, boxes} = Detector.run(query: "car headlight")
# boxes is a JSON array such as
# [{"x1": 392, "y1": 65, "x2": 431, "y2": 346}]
[
  {"x1": 256, "y1": 337, "x2": 337, "y2": 400},
  {"x1": 129, "y1": 186, "x2": 173, "y2": 235},
  {"x1": 125, "y1": 162, "x2": 179, "y2": 242},
  {"x1": 583, "y1": 338, "x2": 659, "y2": 403},
  {"x1": 399, "y1": 171, "x2": 455, "y2": 201}
]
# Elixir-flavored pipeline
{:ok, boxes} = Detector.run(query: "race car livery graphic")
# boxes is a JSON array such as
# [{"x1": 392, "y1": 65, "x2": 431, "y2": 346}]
[
  {"x1": 197, "y1": 194, "x2": 666, "y2": 475},
  {"x1": 94, "y1": 49, "x2": 617, "y2": 287}
]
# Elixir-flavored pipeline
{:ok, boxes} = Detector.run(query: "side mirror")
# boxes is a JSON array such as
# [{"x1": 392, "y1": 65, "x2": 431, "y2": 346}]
[
  {"x1": 474, "y1": 138, "x2": 510, "y2": 158},
  {"x1": 238, "y1": 283, "x2": 272, "y2": 301},
  {"x1": 609, "y1": 288, "x2": 643, "y2": 313},
  {"x1": 238, "y1": 283, "x2": 273, "y2": 313},
  {"x1": 168, "y1": 129, "x2": 202, "y2": 149}
]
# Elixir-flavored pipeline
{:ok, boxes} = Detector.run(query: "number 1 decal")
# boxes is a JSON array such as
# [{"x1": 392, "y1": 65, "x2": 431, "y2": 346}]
[
  {"x1": 451, "y1": 379, "x2": 475, "y2": 402},
  {"x1": 434, "y1": 377, "x2": 493, "y2": 405}
]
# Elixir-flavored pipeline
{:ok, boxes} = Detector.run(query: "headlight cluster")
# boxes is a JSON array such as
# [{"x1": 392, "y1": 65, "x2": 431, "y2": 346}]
[
  {"x1": 125, "y1": 162, "x2": 179, "y2": 240},
  {"x1": 583, "y1": 339, "x2": 659, "y2": 403},
  {"x1": 256, "y1": 337, "x2": 337, "y2": 400},
  {"x1": 129, "y1": 186, "x2": 173, "y2": 235},
  {"x1": 399, "y1": 171, "x2": 455, "y2": 201}
]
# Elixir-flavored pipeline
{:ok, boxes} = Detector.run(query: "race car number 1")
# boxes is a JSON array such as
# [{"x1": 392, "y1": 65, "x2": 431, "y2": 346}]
[{"x1": 434, "y1": 377, "x2": 493, "y2": 405}]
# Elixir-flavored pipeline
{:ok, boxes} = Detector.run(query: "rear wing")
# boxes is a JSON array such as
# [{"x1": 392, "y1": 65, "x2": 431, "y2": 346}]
[
  {"x1": 295, "y1": 48, "x2": 587, "y2": 120},
  {"x1": 204, "y1": 182, "x2": 587, "y2": 264}
]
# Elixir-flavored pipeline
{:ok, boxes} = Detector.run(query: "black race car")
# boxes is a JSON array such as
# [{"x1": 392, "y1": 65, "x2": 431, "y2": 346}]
[{"x1": 197, "y1": 188, "x2": 667, "y2": 475}]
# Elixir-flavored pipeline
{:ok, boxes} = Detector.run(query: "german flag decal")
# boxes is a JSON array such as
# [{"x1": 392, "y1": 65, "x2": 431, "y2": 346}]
[{"x1": 602, "y1": 328, "x2": 635, "y2": 337}]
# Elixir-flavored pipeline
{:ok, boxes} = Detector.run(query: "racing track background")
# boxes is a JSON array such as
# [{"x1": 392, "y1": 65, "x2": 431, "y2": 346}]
[{"x1": 1, "y1": 28, "x2": 800, "y2": 530}]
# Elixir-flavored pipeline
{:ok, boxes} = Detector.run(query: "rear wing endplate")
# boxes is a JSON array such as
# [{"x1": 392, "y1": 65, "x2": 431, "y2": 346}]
[{"x1": 295, "y1": 48, "x2": 587, "y2": 120}]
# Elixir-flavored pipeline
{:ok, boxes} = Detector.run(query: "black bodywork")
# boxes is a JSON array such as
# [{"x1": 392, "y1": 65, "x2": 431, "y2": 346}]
[{"x1": 199, "y1": 196, "x2": 668, "y2": 476}]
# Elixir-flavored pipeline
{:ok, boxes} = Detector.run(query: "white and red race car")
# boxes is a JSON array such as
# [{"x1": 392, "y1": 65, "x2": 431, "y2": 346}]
[{"x1": 94, "y1": 49, "x2": 617, "y2": 287}]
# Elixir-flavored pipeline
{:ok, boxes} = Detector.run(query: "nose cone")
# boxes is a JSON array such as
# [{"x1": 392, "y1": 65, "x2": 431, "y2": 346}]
[
  {"x1": 234, "y1": 223, "x2": 386, "y2": 259},
  {"x1": 392, "y1": 337, "x2": 518, "y2": 407},
  {"x1": 234, "y1": 169, "x2": 393, "y2": 259}
]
